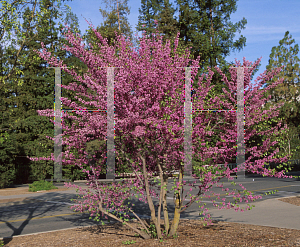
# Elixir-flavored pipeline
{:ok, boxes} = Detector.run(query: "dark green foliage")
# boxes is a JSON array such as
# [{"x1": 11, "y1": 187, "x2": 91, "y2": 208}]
[
  {"x1": 0, "y1": 45, "x2": 16, "y2": 187},
  {"x1": 0, "y1": 161, "x2": 16, "y2": 189},
  {"x1": 136, "y1": 0, "x2": 256, "y2": 100},
  {"x1": 0, "y1": 0, "x2": 87, "y2": 186},
  {"x1": 136, "y1": 0, "x2": 165, "y2": 40}
]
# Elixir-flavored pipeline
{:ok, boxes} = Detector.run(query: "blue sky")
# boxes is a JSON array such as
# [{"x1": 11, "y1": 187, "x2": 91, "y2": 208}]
[
  {"x1": 59, "y1": 0, "x2": 300, "y2": 90},
  {"x1": 2, "y1": 0, "x2": 299, "y2": 93}
]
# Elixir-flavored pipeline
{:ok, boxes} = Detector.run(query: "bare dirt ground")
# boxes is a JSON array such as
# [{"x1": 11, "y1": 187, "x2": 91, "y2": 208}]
[
  {"x1": 1, "y1": 187, "x2": 300, "y2": 246},
  {"x1": 1, "y1": 218, "x2": 300, "y2": 246}
]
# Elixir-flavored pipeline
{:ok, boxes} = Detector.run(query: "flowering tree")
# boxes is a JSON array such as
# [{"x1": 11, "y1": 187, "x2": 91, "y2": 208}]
[{"x1": 28, "y1": 19, "x2": 298, "y2": 240}]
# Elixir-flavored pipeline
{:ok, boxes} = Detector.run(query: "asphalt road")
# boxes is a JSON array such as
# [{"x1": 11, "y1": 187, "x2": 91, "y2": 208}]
[{"x1": 1, "y1": 172, "x2": 299, "y2": 238}]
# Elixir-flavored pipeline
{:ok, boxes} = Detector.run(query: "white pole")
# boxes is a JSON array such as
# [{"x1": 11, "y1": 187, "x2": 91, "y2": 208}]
[
  {"x1": 49, "y1": 66, "x2": 122, "y2": 182},
  {"x1": 230, "y1": 66, "x2": 252, "y2": 179},
  {"x1": 48, "y1": 67, "x2": 64, "y2": 182},
  {"x1": 99, "y1": 66, "x2": 122, "y2": 181},
  {"x1": 106, "y1": 67, "x2": 115, "y2": 180},
  {"x1": 177, "y1": 67, "x2": 199, "y2": 179},
  {"x1": 176, "y1": 66, "x2": 251, "y2": 181}
]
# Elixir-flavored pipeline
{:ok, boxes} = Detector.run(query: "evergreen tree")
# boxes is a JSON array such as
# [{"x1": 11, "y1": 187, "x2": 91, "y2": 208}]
[
  {"x1": 136, "y1": 0, "x2": 257, "y2": 100},
  {"x1": 99, "y1": 0, "x2": 132, "y2": 36},
  {"x1": 136, "y1": 0, "x2": 165, "y2": 40},
  {"x1": 135, "y1": 0, "x2": 258, "y2": 165},
  {"x1": 260, "y1": 31, "x2": 300, "y2": 160},
  {"x1": 0, "y1": 0, "x2": 43, "y2": 185},
  {"x1": 0, "y1": 47, "x2": 18, "y2": 187},
  {"x1": 263, "y1": 31, "x2": 300, "y2": 123},
  {"x1": 155, "y1": 0, "x2": 180, "y2": 44},
  {"x1": 135, "y1": 0, "x2": 191, "y2": 65},
  {"x1": 82, "y1": 0, "x2": 135, "y2": 57},
  {"x1": 0, "y1": 0, "x2": 85, "y2": 185}
]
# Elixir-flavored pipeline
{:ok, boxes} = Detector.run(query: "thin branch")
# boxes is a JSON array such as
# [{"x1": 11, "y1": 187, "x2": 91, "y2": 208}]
[
  {"x1": 140, "y1": 154, "x2": 160, "y2": 235},
  {"x1": 126, "y1": 207, "x2": 150, "y2": 232},
  {"x1": 97, "y1": 201, "x2": 151, "y2": 239},
  {"x1": 91, "y1": 166, "x2": 150, "y2": 239},
  {"x1": 179, "y1": 184, "x2": 213, "y2": 213}
]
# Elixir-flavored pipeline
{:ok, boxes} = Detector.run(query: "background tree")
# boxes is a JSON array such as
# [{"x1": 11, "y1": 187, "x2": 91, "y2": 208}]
[
  {"x1": 258, "y1": 31, "x2": 300, "y2": 162},
  {"x1": 136, "y1": 0, "x2": 165, "y2": 40},
  {"x1": 136, "y1": 0, "x2": 259, "y2": 98},
  {"x1": 0, "y1": 0, "x2": 43, "y2": 181},
  {"x1": 82, "y1": 0, "x2": 135, "y2": 56},
  {"x1": 136, "y1": 0, "x2": 192, "y2": 65},
  {"x1": 0, "y1": 0, "x2": 88, "y2": 186},
  {"x1": 0, "y1": 0, "x2": 73, "y2": 85},
  {"x1": 77, "y1": 0, "x2": 143, "y2": 176},
  {"x1": 136, "y1": 0, "x2": 262, "y2": 168}
]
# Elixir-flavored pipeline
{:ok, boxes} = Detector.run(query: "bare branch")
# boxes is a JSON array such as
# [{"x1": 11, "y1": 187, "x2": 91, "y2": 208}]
[
  {"x1": 140, "y1": 154, "x2": 160, "y2": 236},
  {"x1": 127, "y1": 207, "x2": 150, "y2": 231},
  {"x1": 179, "y1": 184, "x2": 213, "y2": 213},
  {"x1": 97, "y1": 201, "x2": 151, "y2": 239}
]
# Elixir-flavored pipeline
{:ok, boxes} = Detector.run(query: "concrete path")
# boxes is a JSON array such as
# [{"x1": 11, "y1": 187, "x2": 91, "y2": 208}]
[{"x1": 0, "y1": 174, "x2": 299, "y2": 238}]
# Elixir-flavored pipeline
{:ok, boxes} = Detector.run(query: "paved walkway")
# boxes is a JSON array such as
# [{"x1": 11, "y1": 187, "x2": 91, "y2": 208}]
[
  {"x1": 1, "y1": 177, "x2": 299, "y2": 231},
  {"x1": 206, "y1": 196, "x2": 300, "y2": 230}
]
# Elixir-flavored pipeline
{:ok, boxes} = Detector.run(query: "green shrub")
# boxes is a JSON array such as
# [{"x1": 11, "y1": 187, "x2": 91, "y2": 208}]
[{"x1": 28, "y1": 180, "x2": 58, "y2": 192}]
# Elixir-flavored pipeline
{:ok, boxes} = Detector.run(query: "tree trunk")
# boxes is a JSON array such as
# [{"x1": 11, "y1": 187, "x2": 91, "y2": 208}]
[
  {"x1": 140, "y1": 155, "x2": 161, "y2": 238},
  {"x1": 157, "y1": 163, "x2": 164, "y2": 239},
  {"x1": 157, "y1": 159, "x2": 170, "y2": 237},
  {"x1": 162, "y1": 172, "x2": 170, "y2": 235},
  {"x1": 168, "y1": 164, "x2": 184, "y2": 236},
  {"x1": 97, "y1": 201, "x2": 151, "y2": 239}
]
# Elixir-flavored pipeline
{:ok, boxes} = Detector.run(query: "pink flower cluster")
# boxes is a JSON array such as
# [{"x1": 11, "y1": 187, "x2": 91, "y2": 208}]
[{"x1": 28, "y1": 17, "x2": 297, "y2": 233}]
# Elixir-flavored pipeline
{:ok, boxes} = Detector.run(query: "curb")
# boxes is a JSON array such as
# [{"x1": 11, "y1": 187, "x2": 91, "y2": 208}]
[
  {"x1": 0, "y1": 222, "x2": 116, "y2": 241},
  {"x1": 276, "y1": 195, "x2": 300, "y2": 200}
]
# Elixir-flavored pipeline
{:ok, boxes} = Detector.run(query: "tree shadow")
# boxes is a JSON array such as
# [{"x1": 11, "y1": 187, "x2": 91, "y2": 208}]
[
  {"x1": 1, "y1": 202, "x2": 60, "y2": 245},
  {"x1": 0, "y1": 191, "x2": 96, "y2": 244}
]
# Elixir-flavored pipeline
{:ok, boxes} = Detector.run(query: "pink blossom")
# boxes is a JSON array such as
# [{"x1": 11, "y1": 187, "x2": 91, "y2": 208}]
[{"x1": 29, "y1": 18, "x2": 297, "y2": 240}]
